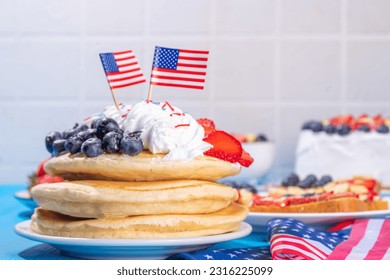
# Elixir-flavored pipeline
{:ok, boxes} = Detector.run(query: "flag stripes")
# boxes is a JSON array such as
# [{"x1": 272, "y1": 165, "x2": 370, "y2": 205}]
[
  {"x1": 100, "y1": 50, "x2": 146, "y2": 89},
  {"x1": 150, "y1": 46, "x2": 209, "y2": 90}
]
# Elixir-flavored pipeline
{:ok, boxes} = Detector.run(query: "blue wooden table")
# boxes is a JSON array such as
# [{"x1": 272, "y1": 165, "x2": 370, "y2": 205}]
[{"x1": 0, "y1": 185, "x2": 269, "y2": 260}]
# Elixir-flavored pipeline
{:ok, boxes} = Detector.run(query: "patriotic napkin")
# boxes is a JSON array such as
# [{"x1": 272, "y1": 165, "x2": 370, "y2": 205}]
[{"x1": 169, "y1": 218, "x2": 390, "y2": 260}]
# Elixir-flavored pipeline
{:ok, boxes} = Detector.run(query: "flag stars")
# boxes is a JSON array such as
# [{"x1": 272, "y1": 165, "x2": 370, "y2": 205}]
[
  {"x1": 228, "y1": 253, "x2": 236, "y2": 258},
  {"x1": 153, "y1": 47, "x2": 179, "y2": 69},
  {"x1": 204, "y1": 254, "x2": 213, "y2": 260}
]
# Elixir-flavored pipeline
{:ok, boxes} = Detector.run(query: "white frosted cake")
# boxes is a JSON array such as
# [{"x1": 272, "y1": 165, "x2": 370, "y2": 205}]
[{"x1": 295, "y1": 114, "x2": 390, "y2": 187}]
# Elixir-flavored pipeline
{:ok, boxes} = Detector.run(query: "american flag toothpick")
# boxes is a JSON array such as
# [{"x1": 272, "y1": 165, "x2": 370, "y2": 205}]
[
  {"x1": 147, "y1": 46, "x2": 209, "y2": 100},
  {"x1": 99, "y1": 50, "x2": 146, "y2": 110}
]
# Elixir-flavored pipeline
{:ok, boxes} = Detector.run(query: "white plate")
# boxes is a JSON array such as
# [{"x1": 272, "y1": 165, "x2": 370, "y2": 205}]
[
  {"x1": 14, "y1": 190, "x2": 38, "y2": 210},
  {"x1": 14, "y1": 220, "x2": 252, "y2": 260},
  {"x1": 246, "y1": 197, "x2": 390, "y2": 233}
]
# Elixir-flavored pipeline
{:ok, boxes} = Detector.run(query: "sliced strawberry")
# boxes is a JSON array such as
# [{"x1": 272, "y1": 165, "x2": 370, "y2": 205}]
[
  {"x1": 351, "y1": 115, "x2": 372, "y2": 130},
  {"x1": 36, "y1": 159, "x2": 50, "y2": 177},
  {"x1": 238, "y1": 150, "x2": 254, "y2": 167},
  {"x1": 232, "y1": 133, "x2": 248, "y2": 143},
  {"x1": 204, "y1": 130, "x2": 243, "y2": 163},
  {"x1": 363, "y1": 179, "x2": 377, "y2": 190},
  {"x1": 197, "y1": 118, "x2": 216, "y2": 138},
  {"x1": 36, "y1": 174, "x2": 64, "y2": 185},
  {"x1": 371, "y1": 114, "x2": 385, "y2": 129},
  {"x1": 358, "y1": 113, "x2": 368, "y2": 119},
  {"x1": 330, "y1": 115, "x2": 353, "y2": 126}
]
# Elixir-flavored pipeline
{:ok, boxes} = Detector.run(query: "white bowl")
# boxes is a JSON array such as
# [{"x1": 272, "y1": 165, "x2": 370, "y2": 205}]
[{"x1": 228, "y1": 142, "x2": 276, "y2": 180}]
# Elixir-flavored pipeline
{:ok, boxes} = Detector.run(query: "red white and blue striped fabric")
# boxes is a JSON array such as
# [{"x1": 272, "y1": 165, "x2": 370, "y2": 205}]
[
  {"x1": 99, "y1": 50, "x2": 146, "y2": 89},
  {"x1": 327, "y1": 219, "x2": 390, "y2": 260},
  {"x1": 150, "y1": 46, "x2": 209, "y2": 90},
  {"x1": 267, "y1": 218, "x2": 390, "y2": 260},
  {"x1": 268, "y1": 218, "x2": 350, "y2": 260}
]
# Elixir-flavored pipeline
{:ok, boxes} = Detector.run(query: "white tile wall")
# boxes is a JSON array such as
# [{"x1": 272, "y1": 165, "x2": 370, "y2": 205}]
[
  {"x1": 1, "y1": 0, "x2": 390, "y2": 183},
  {"x1": 281, "y1": 0, "x2": 340, "y2": 34},
  {"x1": 280, "y1": 41, "x2": 340, "y2": 101}
]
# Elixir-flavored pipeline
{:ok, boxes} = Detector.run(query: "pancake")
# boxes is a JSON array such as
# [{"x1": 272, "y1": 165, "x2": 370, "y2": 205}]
[
  {"x1": 44, "y1": 151, "x2": 240, "y2": 182},
  {"x1": 30, "y1": 204, "x2": 248, "y2": 239},
  {"x1": 31, "y1": 180, "x2": 239, "y2": 218}
]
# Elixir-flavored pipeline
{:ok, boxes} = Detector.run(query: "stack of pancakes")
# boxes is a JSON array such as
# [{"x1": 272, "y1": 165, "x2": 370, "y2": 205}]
[{"x1": 30, "y1": 151, "x2": 248, "y2": 238}]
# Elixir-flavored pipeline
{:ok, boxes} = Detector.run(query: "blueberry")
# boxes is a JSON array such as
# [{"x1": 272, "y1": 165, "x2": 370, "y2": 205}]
[
  {"x1": 357, "y1": 125, "x2": 371, "y2": 132},
  {"x1": 320, "y1": 175, "x2": 333, "y2": 184},
  {"x1": 235, "y1": 182, "x2": 257, "y2": 193},
  {"x1": 255, "y1": 134, "x2": 268, "y2": 142},
  {"x1": 314, "y1": 175, "x2": 333, "y2": 187},
  {"x1": 311, "y1": 122, "x2": 324, "y2": 132},
  {"x1": 95, "y1": 118, "x2": 120, "y2": 139},
  {"x1": 298, "y1": 174, "x2": 317, "y2": 189},
  {"x1": 302, "y1": 121, "x2": 315, "y2": 130},
  {"x1": 336, "y1": 124, "x2": 351, "y2": 136},
  {"x1": 71, "y1": 123, "x2": 88, "y2": 132},
  {"x1": 77, "y1": 128, "x2": 97, "y2": 141},
  {"x1": 64, "y1": 136, "x2": 84, "y2": 154},
  {"x1": 62, "y1": 128, "x2": 78, "y2": 139},
  {"x1": 376, "y1": 125, "x2": 389, "y2": 134},
  {"x1": 281, "y1": 173, "x2": 300, "y2": 186},
  {"x1": 305, "y1": 175, "x2": 317, "y2": 182},
  {"x1": 91, "y1": 118, "x2": 102, "y2": 129},
  {"x1": 81, "y1": 138, "x2": 104, "y2": 158},
  {"x1": 76, "y1": 123, "x2": 89, "y2": 132},
  {"x1": 51, "y1": 139, "x2": 67, "y2": 156},
  {"x1": 102, "y1": 131, "x2": 123, "y2": 153},
  {"x1": 120, "y1": 131, "x2": 143, "y2": 156},
  {"x1": 302, "y1": 121, "x2": 323, "y2": 133},
  {"x1": 324, "y1": 124, "x2": 336, "y2": 135},
  {"x1": 45, "y1": 131, "x2": 62, "y2": 153},
  {"x1": 302, "y1": 193, "x2": 316, "y2": 197}
]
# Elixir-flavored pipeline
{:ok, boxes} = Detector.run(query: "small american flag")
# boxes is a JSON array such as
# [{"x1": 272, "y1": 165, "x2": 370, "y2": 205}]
[
  {"x1": 267, "y1": 218, "x2": 390, "y2": 260},
  {"x1": 99, "y1": 50, "x2": 146, "y2": 89},
  {"x1": 150, "y1": 46, "x2": 209, "y2": 90}
]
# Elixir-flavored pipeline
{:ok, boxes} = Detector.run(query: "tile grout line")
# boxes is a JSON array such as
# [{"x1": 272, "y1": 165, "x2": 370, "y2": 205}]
[
  {"x1": 208, "y1": 0, "x2": 217, "y2": 118},
  {"x1": 79, "y1": 0, "x2": 87, "y2": 117},
  {"x1": 340, "y1": 0, "x2": 348, "y2": 113},
  {"x1": 274, "y1": 0, "x2": 282, "y2": 169}
]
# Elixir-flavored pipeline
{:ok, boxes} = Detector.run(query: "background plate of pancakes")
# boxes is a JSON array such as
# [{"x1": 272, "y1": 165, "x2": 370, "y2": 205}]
[
  {"x1": 15, "y1": 220, "x2": 252, "y2": 260},
  {"x1": 246, "y1": 197, "x2": 390, "y2": 233}
]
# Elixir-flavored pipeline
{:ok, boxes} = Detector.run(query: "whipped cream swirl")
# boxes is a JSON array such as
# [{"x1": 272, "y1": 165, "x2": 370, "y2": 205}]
[{"x1": 122, "y1": 101, "x2": 211, "y2": 161}]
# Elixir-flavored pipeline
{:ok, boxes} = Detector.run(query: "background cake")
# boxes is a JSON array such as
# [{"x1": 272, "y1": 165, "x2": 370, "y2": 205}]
[{"x1": 295, "y1": 114, "x2": 390, "y2": 187}]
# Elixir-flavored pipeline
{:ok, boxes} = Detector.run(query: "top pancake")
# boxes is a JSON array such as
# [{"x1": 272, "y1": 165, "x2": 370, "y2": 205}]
[{"x1": 44, "y1": 151, "x2": 241, "y2": 182}]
